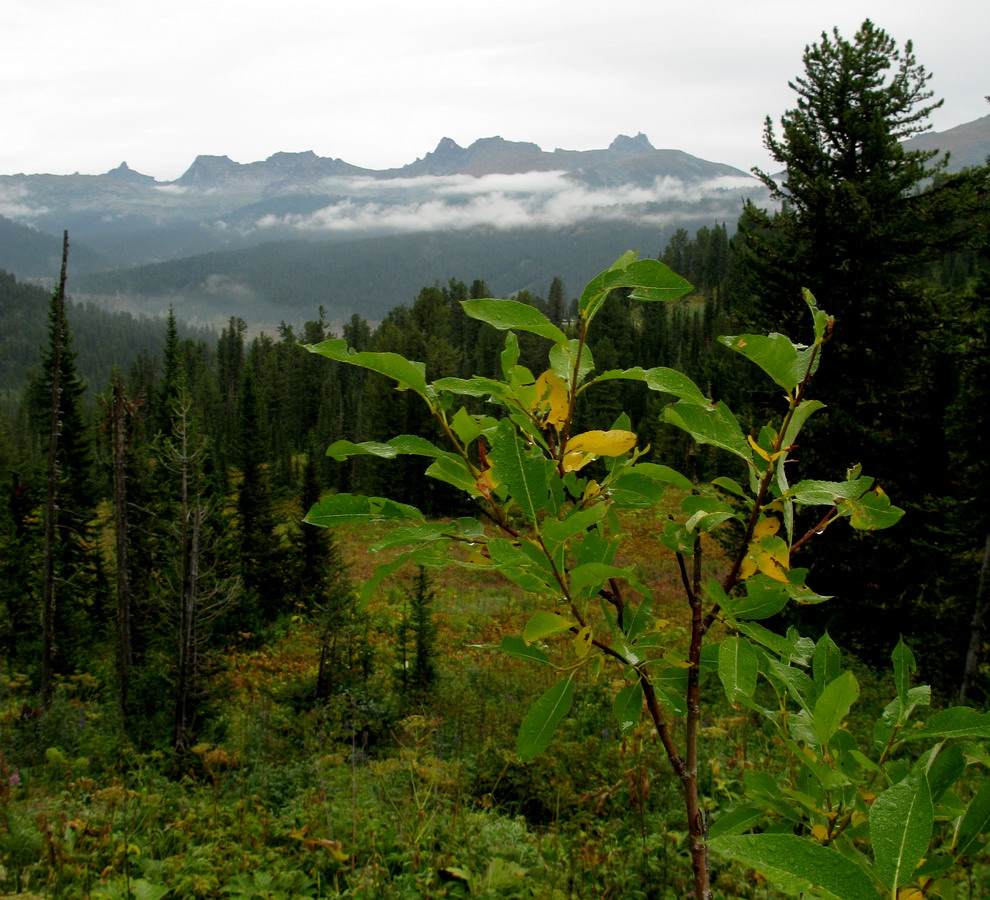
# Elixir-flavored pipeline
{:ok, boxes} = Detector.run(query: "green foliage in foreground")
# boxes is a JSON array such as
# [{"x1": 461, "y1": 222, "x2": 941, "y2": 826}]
[{"x1": 304, "y1": 252, "x2": 990, "y2": 899}]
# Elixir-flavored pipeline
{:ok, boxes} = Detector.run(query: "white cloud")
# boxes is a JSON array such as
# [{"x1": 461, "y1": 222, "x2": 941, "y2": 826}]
[
  {"x1": 0, "y1": 184, "x2": 45, "y2": 219},
  {"x1": 252, "y1": 172, "x2": 762, "y2": 235}
]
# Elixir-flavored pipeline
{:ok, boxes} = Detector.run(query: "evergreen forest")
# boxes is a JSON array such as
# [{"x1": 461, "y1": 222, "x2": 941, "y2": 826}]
[{"x1": 1, "y1": 20, "x2": 989, "y2": 900}]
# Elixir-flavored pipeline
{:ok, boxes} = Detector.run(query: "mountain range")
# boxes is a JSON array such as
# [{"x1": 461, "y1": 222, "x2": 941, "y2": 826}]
[{"x1": 1, "y1": 117, "x2": 987, "y2": 327}]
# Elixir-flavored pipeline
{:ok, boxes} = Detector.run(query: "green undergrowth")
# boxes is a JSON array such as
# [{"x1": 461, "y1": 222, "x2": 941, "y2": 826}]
[{"x1": 1, "y1": 516, "x2": 987, "y2": 899}]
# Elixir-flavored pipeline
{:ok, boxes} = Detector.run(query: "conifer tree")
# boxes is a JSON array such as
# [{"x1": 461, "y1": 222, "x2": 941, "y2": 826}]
[
  {"x1": 546, "y1": 276, "x2": 566, "y2": 328},
  {"x1": 734, "y1": 19, "x2": 990, "y2": 674},
  {"x1": 394, "y1": 566, "x2": 437, "y2": 699},
  {"x1": 32, "y1": 235, "x2": 100, "y2": 703},
  {"x1": 235, "y1": 362, "x2": 285, "y2": 623}
]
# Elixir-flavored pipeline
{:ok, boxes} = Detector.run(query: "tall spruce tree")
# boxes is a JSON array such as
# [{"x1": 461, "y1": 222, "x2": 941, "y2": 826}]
[
  {"x1": 734, "y1": 20, "x2": 990, "y2": 676},
  {"x1": 738, "y1": 20, "x2": 949, "y2": 337},
  {"x1": 32, "y1": 235, "x2": 101, "y2": 703},
  {"x1": 235, "y1": 361, "x2": 285, "y2": 623}
]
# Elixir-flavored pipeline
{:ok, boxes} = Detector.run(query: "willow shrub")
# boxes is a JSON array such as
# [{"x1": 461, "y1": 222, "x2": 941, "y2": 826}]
[{"x1": 304, "y1": 253, "x2": 990, "y2": 900}]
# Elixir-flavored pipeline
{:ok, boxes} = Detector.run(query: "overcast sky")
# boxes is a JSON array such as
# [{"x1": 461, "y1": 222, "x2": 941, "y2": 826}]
[{"x1": 3, "y1": 0, "x2": 987, "y2": 182}]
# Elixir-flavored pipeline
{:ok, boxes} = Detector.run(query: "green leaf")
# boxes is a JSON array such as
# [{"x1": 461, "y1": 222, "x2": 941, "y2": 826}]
[
  {"x1": 812, "y1": 670, "x2": 859, "y2": 747},
  {"x1": 779, "y1": 399, "x2": 826, "y2": 452},
  {"x1": 425, "y1": 455, "x2": 481, "y2": 495},
  {"x1": 304, "y1": 339, "x2": 429, "y2": 396},
  {"x1": 718, "y1": 332, "x2": 812, "y2": 392},
  {"x1": 578, "y1": 254, "x2": 693, "y2": 322},
  {"x1": 325, "y1": 439, "x2": 401, "y2": 461},
  {"x1": 517, "y1": 675, "x2": 575, "y2": 762},
  {"x1": 370, "y1": 523, "x2": 452, "y2": 552},
  {"x1": 812, "y1": 633, "x2": 842, "y2": 692},
  {"x1": 662, "y1": 400, "x2": 749, "y2": 460},
  {"x1": 712, "y1": 475, "x2": 749, "y2": 499},
  {"x1": 710, "y1": 834, "x2": 877, "y2": 899},
  {"x1": 569, "y1": 562, "x2": 642, "y2": 598},
  {"x1": 631, "y1": 462, "x2": 695, "y2": 491},
  {"x1": 578, "y1": 251, "x2": 694, "y2": 320},
  {"x1": 487, "y1": 420, "x2": 550, "y2": 523},
  {"x1": 891, "y1": 638, "x2": 915, "y2": 711},
  {"x1": 904, "y1": 707, "x2": 990, "y2": 741},
  {"x1": 450, "y1": 406, "x2": 487, "y2": 444},
  {"x1": 434, "y1": 375, "x2": 513, "y2": 402},
  {"x1": 737, "y1": 621, "x2": 811, "y2": 665},
  {"x1": 360, "y1": 555, "x2": 412, "y2": 607},
  {"x1": 718, "y1": 636, "x2": 759, "y2": 706},
  {"x1": 653, "y1": 666, "x2": 689, "y2": 716},
  {"x1": 955, "y1": 777, "x2": 990, "y2": 859},
  {"x1": 608, "y1": 470, "x2": 666, "y2": 507},
  {"x1": 708, "y1": 805, "x2": 767, "y2": 839},
  {"x1": 873, "y1": 686, "x2": 932, "y2": 749},
  {"x1": 549, "y1": 339, "x2": 595, "y2": 386},
  {"x1": 541, "y1": 504, "x2": 607, "y2": 547},
  {"x1": 804, "y1": 288, "x2": 830, "y2": 342},
  {"x1": 325, "y1": 434, "x2": 449, "y2": 462},
  {"x1": 612, "y1": 682, "x2": 643, "y2": 733},
  {"x1": 725, "y1": 577, "x2": 790, "y2": 620},
  {"x1": 841, "y1": 488, "x2": 905, "y2": 531},
  {"x1": 922, "y1": 743, "x2": 964, "y2": 803},
  {"x1": 305, "y1": 493, "x2": 424, "y2": 527},
  {"x1": 870, "y1": 773, "x2": 933, "y2": 893},
  {"x1": 621, "y1": 597, "x2": 652, "y2": 642},
  {"x1": 498, "y1": 635, "x2": 551, "y2": 666},
  {"x1": 765, "y1": 659, "x2": 818, "y2": 716},
  {"x1": 461, "y1": 298, "x2": 568, "y2": 345},
  {"x1": 785, "y1": 476, "x2": 875, "y2": 505},
  {"x1": 523, "y1": 611, "x2": 575, "y2": 644},
  {"x1": 643, "y1": 367, "x2": 711, "y2": 406},
  {"x1": 486, "y1": 539, "x2": 557, "y2": 593}
]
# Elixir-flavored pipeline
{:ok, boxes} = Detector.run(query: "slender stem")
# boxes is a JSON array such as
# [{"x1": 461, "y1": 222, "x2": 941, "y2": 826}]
[
  {"x1": 790, "y1": 506, "x2": 840, "y2": 554},
  {"x1": 684, "y1": 535, "x2": 711, "y2": 900},
  {"x1": 557, "y1": 319, "x2": 588, "y2": 472}
]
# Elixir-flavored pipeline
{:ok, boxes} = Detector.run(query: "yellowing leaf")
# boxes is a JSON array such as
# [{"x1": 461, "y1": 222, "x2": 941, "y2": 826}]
[
  {"x1": 752, "y1": 517, "x2": 780, "y2": 540},
  {"x1": 582, "y1": 480, "x2": 601, "y2": 500},
  {"x1": 466, "y1": 546, "x2": 491, "y2": 566},
  {"x1": 757, "y1": 550, "x2": 789, "y2": 583},
  {"x1": 475, "y1": 467, "x2": 499, "y2": 499},
  {"x1": 810, "y1": 824, "x2": 829, "y2": 842},
  {"x1": 563, "y1": 430, "x2": 637, "y2": 469},
  {"x1": 897, "y1": 890, "x2": 923, "y2": 900},
  {"x1": 562, "y1": 450, "x2": 596, "y2": 473},
  {"x1": 742, "y1": 535, "x2": 790, "y2": 583},
  {"x1": 565, "y1": 430, "x2": 637, "y2": 457},
  {"x1": 533, "y1": 370, "x2": 569, "y2": 431},
  {"x1": 747, "y1": 434, "x2": 783, "y2": 462},
  {"x1": 574, "y1": 625, "x2": 593, "y2": 658},
  {"x1": 748, "y1": 434, "x2": 771, "y2": 461}
]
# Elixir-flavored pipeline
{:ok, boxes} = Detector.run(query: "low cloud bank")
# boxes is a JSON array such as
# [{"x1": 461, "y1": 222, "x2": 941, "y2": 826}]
[
  {"x1": 0, "y1": 184, "x2": 44, "y2": 219},
  {"x1": 250, "y1": 171, "x2": 761, "y2": 235}
]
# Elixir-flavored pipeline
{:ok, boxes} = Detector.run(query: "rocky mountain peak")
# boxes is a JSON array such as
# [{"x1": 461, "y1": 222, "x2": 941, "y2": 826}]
[
  {"x1": 608, "y1": 133, "x2": 656, "y2": 155},
  {"x1": 174, "y1": 154, "x2": 241, "y2": 187},
  {"x1": 104, "y1": 161, "x2": 155, "y2": 183}
]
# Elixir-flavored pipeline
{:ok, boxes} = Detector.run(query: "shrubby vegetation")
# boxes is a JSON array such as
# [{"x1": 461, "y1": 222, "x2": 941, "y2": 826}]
[{"x1": 0, "y1": 16, "x2": 988, "y2": 900}]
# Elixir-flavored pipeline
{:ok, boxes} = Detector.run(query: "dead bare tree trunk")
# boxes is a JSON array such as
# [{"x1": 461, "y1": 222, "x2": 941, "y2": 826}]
[
  {"x1": 174, "y1": 499, "x2": 202, "y2": 753},
  {"x1": 109, "y1": 373, "x2": 134, "y2": 725},
  {"x1": 172, "y1": 391, "x2": 198, "y2": 753},
  {"x1": 163, "y1": 390, "x2": 237, "y2": 753},
  {"x1": 40, "y1": 232, "x2": 69, "y2": 711},
  {"x1": 959, "y1": 532, "x2": 990, "y2": 704}
]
